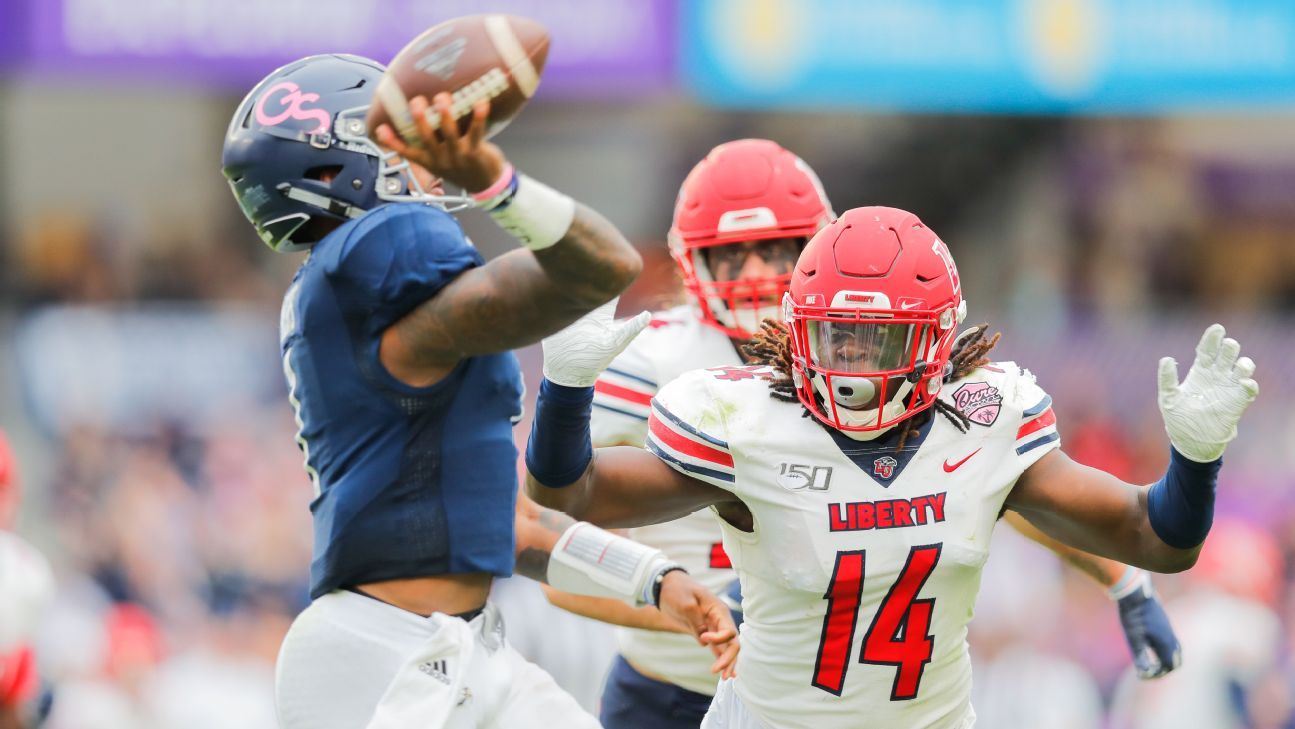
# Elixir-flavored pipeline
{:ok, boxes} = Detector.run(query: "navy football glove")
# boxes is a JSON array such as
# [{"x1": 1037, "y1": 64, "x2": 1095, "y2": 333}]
[{"x1": 1113, "y1": 570, "x2": 1181, "y2": 679}]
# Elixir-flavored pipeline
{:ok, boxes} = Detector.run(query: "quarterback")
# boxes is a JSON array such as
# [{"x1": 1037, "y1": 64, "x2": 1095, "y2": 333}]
[
  {"x1": 223, "y1": 54, "x2": 734, "y2": 729},
  {"x1": 527, "y1": 205, "x2": 1257, "y2": 728},
  {"x1": 546, "y1": 140, "x2": 1179, "y2": 728}
]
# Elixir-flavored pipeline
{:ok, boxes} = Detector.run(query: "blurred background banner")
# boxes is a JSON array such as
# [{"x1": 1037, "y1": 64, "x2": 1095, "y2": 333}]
[
  {"x1": 682, "y1": 0, "x2": 1295, "y2": 112},
  {"x1": 14, "y1": 0, "x2": 676, "y2": 94}
]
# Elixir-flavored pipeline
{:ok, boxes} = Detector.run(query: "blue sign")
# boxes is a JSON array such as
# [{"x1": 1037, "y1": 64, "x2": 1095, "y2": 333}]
[{"x1": 681, "y1": 0, "x2": 1295, "y2": 113}]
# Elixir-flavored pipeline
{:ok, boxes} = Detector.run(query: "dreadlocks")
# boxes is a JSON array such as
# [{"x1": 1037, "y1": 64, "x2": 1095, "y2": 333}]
[
  {"x1": 741, "y1": 320, "x2": 1001, "y2": 450},
  {"x1": 740, "y1": 320, "x2": 800, "y2": 404}
]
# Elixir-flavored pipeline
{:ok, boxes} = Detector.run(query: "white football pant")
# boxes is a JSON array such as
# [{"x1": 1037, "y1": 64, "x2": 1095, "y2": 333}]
[
  {"x1": 701, "y1": 679, "x2": 977, "y2": 729},
  {"x1": 275, "y1": 590, "x2": 602, "y2": 729},
  {"x1": 701, "y1": 679, "x2": 766, "y2": 729}
]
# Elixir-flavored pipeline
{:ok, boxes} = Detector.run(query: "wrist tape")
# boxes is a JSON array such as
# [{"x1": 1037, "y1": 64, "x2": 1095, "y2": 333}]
[
  {"x1": 1107, "y1": 566, "x2": 1149, "y2": 601},
  {"x1": 478, "y1": 169, "x2": 575, "y2": 251},
  {"x1": 547, "y1": 522, "x2": 681, "y2": 607}
]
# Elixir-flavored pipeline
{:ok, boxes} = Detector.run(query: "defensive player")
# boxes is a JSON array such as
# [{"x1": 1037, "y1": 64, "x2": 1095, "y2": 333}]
[
  {"x1": 0, "y1": 431, "x2": 54, "y2": 729},
  {"x1": 222, "y1": 54, "x2": 734, "y2": 729},
  {"x1": 544, "y1": 140, "x2": 1179, "y2": 728},
  {"x1": 527, "y1": 205, "x2": 1257, "y2": 728}
]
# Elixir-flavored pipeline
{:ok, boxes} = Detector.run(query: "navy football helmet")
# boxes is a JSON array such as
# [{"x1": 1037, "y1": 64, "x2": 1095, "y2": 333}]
[{"x1": 222, "y1": 54, "x2": 470, "y2": 252}]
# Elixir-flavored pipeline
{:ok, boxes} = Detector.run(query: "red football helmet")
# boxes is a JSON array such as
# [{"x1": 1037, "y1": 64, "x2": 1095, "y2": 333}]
[
  {"x1": 669, "y1": 139, "x2": 834, "y2": 339},
  {"x1": 785, "y1": 207, "x2": 966, "y2": 436}
]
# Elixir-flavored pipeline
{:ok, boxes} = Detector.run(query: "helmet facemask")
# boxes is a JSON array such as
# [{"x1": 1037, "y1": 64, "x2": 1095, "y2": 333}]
[
  {"x1": 674, "y1": 234, "x2": 802, "y2": 340},
  {"x1": 788, "y1": 293, "x2": 965, "y2": 439}
]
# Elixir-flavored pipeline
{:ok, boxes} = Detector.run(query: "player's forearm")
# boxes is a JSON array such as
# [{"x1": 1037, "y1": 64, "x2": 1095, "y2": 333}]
[
  {"x1": 1009, "y1": 451, "x2": 1202, "y2": 574},
  {"x1": 540, "y1": 585, "x2": 688, "y2": 633},
  {"x1": 1004, "y1": 510, "x2": 1124, "y2": 587},
  {"x1": 515, "y1": 494, "x2": 684, "y2": 609},
  {"x1": 514, "y1": 497, "x2": 581, "y2": 582},
  {"x1": 479, "y1": 167, "x2": 641, "y2": 307},
  {"x1": 1013, "y1": 492, "x2": 1199, "y2": 575},
  {"x1": 530, "y1": 203, "x2": 642, "y2": 307},
  {"x1": 525, "y1": 464, "x2": 595, "y2": 519}
]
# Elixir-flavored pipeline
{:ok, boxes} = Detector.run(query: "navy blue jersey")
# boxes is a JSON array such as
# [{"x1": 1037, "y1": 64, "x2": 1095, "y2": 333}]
[{"x1": 278, "y1": 203, "x2": 524, "y2": 599}]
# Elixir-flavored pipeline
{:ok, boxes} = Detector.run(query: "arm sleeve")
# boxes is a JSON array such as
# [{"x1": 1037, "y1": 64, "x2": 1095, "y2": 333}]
[
  {"x1": 324, "y1": 204, "x2": 484, "y2": 334},
  {"x1": 590, "y1": 335, "x2": 657, "y2": 447},
  {"x1": 1010, "y1": 365, "x2": 1062, "y2": 470},
  {"x1": 644, "y1": 370, "x2": 736, "y2": 491}
]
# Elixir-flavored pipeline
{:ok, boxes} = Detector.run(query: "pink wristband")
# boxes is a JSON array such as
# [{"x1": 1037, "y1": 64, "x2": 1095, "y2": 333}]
[{"x1": 471, "y1": 163, "x2": 516, "y2": 203}]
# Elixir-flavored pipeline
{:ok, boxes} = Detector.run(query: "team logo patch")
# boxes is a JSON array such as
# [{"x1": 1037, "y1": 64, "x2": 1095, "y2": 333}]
[
  {"x1": 951, "y1": 381, "x2": 1002, "y2": 426},
  {"x1": 873, "y1": 456, "x2": 898, "y2": 480}
]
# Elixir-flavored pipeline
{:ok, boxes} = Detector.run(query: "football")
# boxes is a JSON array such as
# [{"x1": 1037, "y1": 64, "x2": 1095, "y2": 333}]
[{"x1": 367, "y1": 14, "x2": 549, "y2": 147}]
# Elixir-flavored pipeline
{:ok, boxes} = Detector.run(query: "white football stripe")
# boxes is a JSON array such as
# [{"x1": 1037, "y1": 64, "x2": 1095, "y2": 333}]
[
  {"x1": 485, "y1": 14, "x2": 540, "y2": 98},
  {"x1": 374, "y1": 75, "x2": 422, "y2": 148}
]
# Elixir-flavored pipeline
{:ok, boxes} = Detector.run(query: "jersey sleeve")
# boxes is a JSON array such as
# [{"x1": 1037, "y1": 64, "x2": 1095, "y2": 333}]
[
  {"x1": 1005, "y1": 364, "x2": 1061, "y2": 470},
  {"x1": 325, "y1": 204, "x2": 484, "y2": 333},
  {"x1": 644, "y1": 369, "x2": 736, "y2": 491},
  {"x1": 590, "y1": 333, "x2": 658, "y2": 447}
]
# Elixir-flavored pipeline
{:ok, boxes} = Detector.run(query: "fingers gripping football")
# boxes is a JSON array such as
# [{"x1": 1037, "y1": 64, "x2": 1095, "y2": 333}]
[
  {"x1": 374, "y1": 94, "x2": 506, "y2": 193},
  {"x1": 542, "y1": 299, "x2": 651, "y2": 388},
  {"x1": 1157, "y1": 324, "x2": 1258, "y2": 463}
]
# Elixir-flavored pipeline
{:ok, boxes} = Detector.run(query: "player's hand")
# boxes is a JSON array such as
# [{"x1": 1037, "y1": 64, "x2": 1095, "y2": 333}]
[
  {"x1": 373, "y1": 93, "x2": 505, "y2": 193},
  {"x1": 656, "y1": 571, "x2": 740, "y2": 680},
  {"x1": 542, "y1": 298, "x2": 651, "y2": 388},
  {"x1": 1157, "y1": 323, "x2": 1258, "y2": 463},
  {"x1": 1114, "y1": 571, "x2": 1181, "y2": 679}
]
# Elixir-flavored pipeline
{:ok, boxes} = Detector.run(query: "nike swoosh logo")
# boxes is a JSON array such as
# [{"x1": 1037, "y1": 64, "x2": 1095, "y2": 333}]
[{"x1": 943, "y1": 448, "x2": 982, "y2": 473}]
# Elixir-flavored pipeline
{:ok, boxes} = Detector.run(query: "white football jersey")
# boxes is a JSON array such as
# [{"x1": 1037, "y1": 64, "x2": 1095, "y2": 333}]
[
  {"x1": 0, "y1": 530, "x2": 53, "y2": 651},
  {"x1": 646, "y1": 362, "x2": 1061, "y2": 729},
  {"x1": 591, "y1": 304, "x2": 741, "y2": 695}
]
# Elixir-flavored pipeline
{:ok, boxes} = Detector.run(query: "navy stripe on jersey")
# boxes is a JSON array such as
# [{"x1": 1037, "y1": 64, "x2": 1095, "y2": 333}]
[
  {"x1": 593, "y1": 401, "x2": 649, "y2": 421},
  {"x1": 606, "y1": 366, "x2": 657, "y2": 389},
  {"x1": 650, "y1": 399, "x2": 729, "y2": 449},
  {"x1": 1023, "y1": 395, "x2": 1053, "y2": 418},
  {"x1": 1016, "y1": 431, "x2": 1060, "y2": 455},
  {"x1": 646, "y1": 440, "x2": 736, "y2": 483}
]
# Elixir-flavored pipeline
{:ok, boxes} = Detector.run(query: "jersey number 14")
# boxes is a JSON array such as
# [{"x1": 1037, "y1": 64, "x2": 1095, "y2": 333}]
[{"x1": 812, "y1": 544, "x2": 942, "y2": 700}]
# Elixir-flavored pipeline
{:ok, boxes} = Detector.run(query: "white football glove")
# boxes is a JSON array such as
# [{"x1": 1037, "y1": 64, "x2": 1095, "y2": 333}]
[
  {"x1": 542, "y1": 298, "x2": 651, "y2": 388},
  {"x1": 1157, "y1": 323, "x2": 1258, "y2": 463}
]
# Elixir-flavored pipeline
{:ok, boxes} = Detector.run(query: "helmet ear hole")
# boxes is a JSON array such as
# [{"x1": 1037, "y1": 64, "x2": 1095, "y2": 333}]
[{"x1": 304, "y1": 165, "x2": 343, "y2": 183}]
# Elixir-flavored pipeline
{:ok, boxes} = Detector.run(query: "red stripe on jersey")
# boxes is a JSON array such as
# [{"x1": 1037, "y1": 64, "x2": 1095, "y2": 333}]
[
  {"x1": 595, "y1": 380, "x2": 653, "y2": 406},
  {"x1": 0, "y1": 646, "x2": 37, "y2": 705},
  {"x1": 710, "y1": 542, "x2": 732, "y2": 569},
  {"x1": 1016, "y1": 408, "x2": 1056, "y2": 440},
  {"x1": 648, "y1": 412, "x2": 734, "y2": 468}
]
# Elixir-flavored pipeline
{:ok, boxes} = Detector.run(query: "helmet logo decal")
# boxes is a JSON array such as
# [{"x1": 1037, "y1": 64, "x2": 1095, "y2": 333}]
[
  {"x1": 931, "y1": 238, "x2": 961, "y2": 295},
  {"x1": 950, "y1": 382, "x2": 1002, "y2": 426},
  {"x1": 255, "y1": 81, "x2": 331, "y2": 135}
]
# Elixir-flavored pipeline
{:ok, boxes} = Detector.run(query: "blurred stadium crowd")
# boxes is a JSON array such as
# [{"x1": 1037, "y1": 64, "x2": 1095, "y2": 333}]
[{"x1": 3, "y1": 1, "x2": 1295, "y2": 727}]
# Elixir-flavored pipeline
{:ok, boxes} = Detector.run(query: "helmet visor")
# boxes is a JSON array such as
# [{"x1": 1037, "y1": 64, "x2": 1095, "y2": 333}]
[{"x1": 806, "y1": 321, "x2": 916, "y2": 373}]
